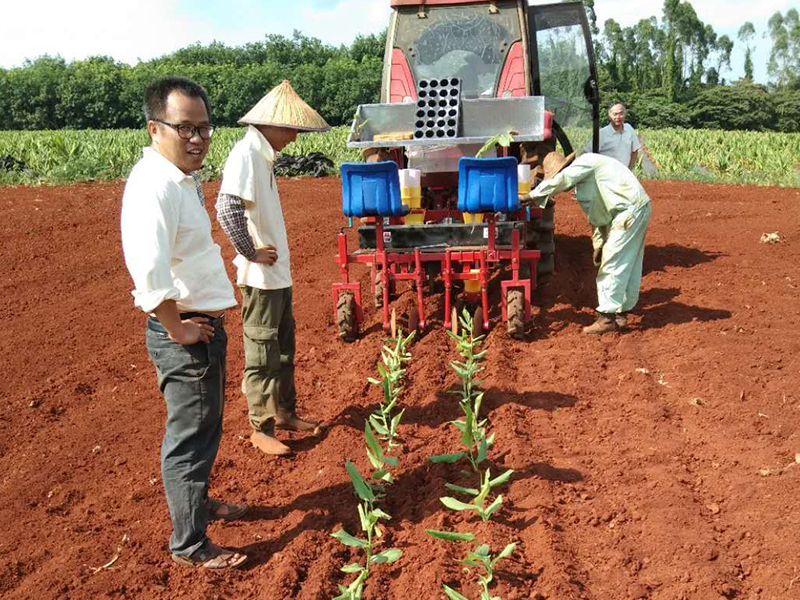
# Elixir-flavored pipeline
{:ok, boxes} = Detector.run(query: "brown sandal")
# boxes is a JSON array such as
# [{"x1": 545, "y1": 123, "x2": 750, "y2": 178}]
[
  {"x1": 171, "y1": 543, "x2": 246, "y2": 569},
  {"x1": 207, "y1": 498, "x2": 249, "y2": 521}
]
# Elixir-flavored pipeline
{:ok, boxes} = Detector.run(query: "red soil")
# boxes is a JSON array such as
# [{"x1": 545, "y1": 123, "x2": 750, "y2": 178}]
[{"x1": 0, "y1": 177, "x2": 798, "y2": 600}]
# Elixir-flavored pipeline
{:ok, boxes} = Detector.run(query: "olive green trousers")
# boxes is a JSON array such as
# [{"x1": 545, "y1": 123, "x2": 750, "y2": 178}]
[{"x1": 240, "y1": 286, "x2": 296, "y2": 433}]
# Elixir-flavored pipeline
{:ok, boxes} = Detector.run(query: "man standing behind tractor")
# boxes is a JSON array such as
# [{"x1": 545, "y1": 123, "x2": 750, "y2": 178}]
[
  {"x1": 121, "y1": 76, "x2": 248, "y2": 569},
  {"x1": 586, "y1": 102, "x2": 642, "y2": 171},
  {"x1": 216, "y1": 80, "x2": 328, "y2": 456},
  {"x1": 527, "y1": 151, "x2": 652, "y2": 334}
]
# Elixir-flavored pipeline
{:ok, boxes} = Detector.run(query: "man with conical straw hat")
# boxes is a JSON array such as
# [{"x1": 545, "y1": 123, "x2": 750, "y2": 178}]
[
  {"x1": 525, "y1": 151, "x2": 652, "y2": 334},
  {"x1": 216, "y1": 80, "x2": 329, "y2": 455}
]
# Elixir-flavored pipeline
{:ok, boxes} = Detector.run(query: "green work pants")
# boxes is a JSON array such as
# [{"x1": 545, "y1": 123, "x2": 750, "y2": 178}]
[{"x1": 241, "y1": 286, "x2": 296, "y2": 433}]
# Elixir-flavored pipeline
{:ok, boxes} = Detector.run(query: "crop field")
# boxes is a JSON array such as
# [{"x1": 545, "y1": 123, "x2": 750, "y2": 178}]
[
  {"x1": 0, "y1": 174, "x2": 798, "y2": 599},
  {"x1": 1, "y1": 126, "x2": 798, "y2": 187}
]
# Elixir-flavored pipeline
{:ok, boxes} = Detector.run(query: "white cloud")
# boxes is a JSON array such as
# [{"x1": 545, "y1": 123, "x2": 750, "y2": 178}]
[
  {"x1": 297, "y1": 0, "x2": 392, "y2": 46},
  {"x1": 0, "y1": 0, "x2": 216, "y2": 67}
]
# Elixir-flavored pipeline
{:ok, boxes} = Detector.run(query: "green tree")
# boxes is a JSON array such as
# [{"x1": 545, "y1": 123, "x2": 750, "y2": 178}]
[
  {"x1": 767, "y1": 9, "x2": 800, "y2": 89},
  {"x1": 688, "y1": 82, "x2": 773, "y2": 131},
  {"x1": 771, "y1": 89, "x2": 800, "y2": 132},
  {"x1": 57, "y1": 56, "x2": 127, "y2": 129},
  {"x1": 737, "y1": 22, "x2": 756, "y2": 82}
]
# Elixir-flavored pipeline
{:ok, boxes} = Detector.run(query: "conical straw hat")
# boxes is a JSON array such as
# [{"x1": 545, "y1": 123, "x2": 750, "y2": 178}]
[
  {"x1": 542, "y1": 151, "x2": 576, "y2": 181},
  {"x1": 239, "y1": 80, "x2": 330, "y2": 131}
]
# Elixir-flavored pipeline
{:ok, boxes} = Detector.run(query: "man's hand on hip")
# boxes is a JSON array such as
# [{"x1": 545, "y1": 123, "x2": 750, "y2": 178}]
[
  {"x1": 170, "y1": 317, "x2": 214, "y2": 345},
  {"x1": 592, "y1": 246, "x2": 603, "y2": 267},
  {"x1": 252, "y1": 245, "x2": 278, "y2": 265}
]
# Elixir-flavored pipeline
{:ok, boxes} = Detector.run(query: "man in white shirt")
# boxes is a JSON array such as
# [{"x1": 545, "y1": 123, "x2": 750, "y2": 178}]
[
  {"x1": 120, "y1": 76, "x2": 247, "y2": 569},
  {"x1": 586, "y1": 103, "x2": 642, "y2": 170},
  {"x1": 527, "y1": 151, "x2": 652, "y2": 334},
  {"x1": 216, "y1": 80, "x2": 329, "y2": 456}
]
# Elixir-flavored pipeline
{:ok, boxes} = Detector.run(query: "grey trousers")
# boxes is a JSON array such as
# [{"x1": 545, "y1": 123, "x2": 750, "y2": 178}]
[
  {"x1": 240, "y1": 285, "x2": 296, "y2": 433},
  {"x1": 146, "y1": 316, "x2": 227, "y2": 557}
]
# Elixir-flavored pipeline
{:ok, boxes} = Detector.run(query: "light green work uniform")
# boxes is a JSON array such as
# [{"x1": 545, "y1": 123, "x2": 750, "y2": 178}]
[{"x1": 530, "y1": 153, "x2": 652, "y2": 314}]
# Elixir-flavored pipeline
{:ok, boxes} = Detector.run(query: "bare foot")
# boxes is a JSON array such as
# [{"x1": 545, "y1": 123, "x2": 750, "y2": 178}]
[{"x1": 250, "y1": 431, "x2": 292, "y2": 455}]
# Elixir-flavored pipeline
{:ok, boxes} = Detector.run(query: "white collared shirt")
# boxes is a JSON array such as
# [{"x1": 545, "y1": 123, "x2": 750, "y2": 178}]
[
  {"x1": 586, "y1": 123, "x2": 642, "y2": 167},
  {"x1": 121, "y1": 147, "x2": 237, "y2": 313},
  {"x1": 219, "y1": 126, "x2": 292, "y2": 290}
]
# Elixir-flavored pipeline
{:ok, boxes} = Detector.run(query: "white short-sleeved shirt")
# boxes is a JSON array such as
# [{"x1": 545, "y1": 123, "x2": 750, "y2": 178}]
[
  {"x1": 219, "y1": 126, "x2": 292, "y2": 290},
  {"x1": 120, "y1": 147, "x2": 237, "y2": 314},
  {"x1": 586, "y1": 123, "x2": 642, "y2": 167}
]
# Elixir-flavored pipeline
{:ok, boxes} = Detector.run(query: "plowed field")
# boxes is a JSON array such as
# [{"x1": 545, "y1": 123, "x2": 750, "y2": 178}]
[{"x1": 1, "y1": 178, "x2": 798, "y2": 600}]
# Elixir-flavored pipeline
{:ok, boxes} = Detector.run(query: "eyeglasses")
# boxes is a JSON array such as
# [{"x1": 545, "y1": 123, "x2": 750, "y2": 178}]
[{"x1": 155, "y1": 119, "x2": 214, "y2": 140}]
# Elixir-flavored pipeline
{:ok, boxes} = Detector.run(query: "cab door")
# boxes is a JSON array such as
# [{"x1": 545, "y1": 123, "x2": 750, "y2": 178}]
[{"x1": 528, "y1": 2, "x2": 600, "y2": 154}]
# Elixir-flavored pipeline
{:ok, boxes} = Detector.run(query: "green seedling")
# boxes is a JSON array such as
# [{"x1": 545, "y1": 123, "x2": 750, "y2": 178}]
[
  {"x1": 431, "y1": 310, "x2": 491, "y2": 472},
  {"x1": 426, "y1": 530, "x2": 516, "y2": 600},
  {"x1": 331, "y1": 460, "x2": 402, "y2": 599},
  {"x1": 439, "y1": 467, "x2": 513, "y2": 522},
  {"x1": 367, "y1": 329, "x2": 415, "y2": 450},
  {"x1": 476, "y1": 130, "x2": 515, "y2": 158}
]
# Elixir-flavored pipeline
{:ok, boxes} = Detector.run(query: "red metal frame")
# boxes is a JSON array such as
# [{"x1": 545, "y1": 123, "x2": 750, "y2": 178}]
[{"x1": 332, "y1": 215, "x2": 540, "y2": 334}]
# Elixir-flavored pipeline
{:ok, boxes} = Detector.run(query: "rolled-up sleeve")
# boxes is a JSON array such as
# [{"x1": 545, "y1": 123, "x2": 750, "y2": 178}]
[{"x1": 121, "y1": 180, "x2": 182, "y2": 313}]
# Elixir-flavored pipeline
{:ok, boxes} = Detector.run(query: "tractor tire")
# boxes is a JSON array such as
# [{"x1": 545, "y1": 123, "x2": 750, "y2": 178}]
[
  {"x1": 506, "y1": 289, "x2": 525, "y2": 339},
  {"x1": 337, "y1": 292, "x2": 357, "y2": 342},
  {"x1": 374, "y1": 271, "x2": 396, "y2": 308}
]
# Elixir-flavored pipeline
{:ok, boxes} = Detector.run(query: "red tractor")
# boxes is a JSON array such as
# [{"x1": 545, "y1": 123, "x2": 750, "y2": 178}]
[{"x1": 333, "y1": 0, "x2": 600, "y2": 340}]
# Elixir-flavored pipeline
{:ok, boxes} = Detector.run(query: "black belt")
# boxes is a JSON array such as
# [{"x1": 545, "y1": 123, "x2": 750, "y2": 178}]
[{"x1": 148, "y1": 312, "x2": 225, "y2": 333}]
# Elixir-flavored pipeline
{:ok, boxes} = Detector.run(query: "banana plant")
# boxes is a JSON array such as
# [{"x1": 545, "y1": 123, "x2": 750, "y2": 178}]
[
  {"x1": 439, "y1": 467, "x2": 513, "y2": 522},
  {"x1": 331, "y1": 460, "x2": 402, "y2": 599},
  {"x1": 367, "y1": 329, "x2": 415, "y2": 451},
  {"x1": 426, "y1": 530, "x2": 516, "y2": 600}
]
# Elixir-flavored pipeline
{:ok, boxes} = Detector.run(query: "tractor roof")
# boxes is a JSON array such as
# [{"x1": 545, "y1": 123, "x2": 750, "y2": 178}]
[{"x1": 390, "y1": 0, "x2": 502, "y2": 7}]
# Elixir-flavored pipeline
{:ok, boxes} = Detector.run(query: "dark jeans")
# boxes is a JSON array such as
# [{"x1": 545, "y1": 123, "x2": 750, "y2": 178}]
[
  {"x1": 241, "y1": 286, "x2": 296, "y2": 433},
  {"x1": 145, "y1": 316, "x2": 227, "y2": 557}
]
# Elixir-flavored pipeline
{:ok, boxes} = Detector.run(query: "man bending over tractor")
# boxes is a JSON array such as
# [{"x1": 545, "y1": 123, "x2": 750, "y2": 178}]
[{"x1": 526, "y1": 151, "x2": 652, "y2": 334}]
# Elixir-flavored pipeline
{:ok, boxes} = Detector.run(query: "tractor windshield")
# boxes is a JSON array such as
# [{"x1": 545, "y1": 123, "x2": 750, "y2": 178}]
[{"x1": 394, "y1": 1, "x2": 522, "y2": 98}]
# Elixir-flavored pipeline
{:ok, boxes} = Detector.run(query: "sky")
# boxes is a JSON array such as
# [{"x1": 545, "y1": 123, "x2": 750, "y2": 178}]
[{"x1": 0, "y1": 0, "x2": 792, "y2": 85}]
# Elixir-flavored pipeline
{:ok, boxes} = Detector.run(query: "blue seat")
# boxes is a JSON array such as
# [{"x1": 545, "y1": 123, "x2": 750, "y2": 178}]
[
  {"x1": 457, "y1": 156, "x2": 519, "y2": 214},
  {"x1": 340, "y1": 162, "x2": 408, "y2": 218}
]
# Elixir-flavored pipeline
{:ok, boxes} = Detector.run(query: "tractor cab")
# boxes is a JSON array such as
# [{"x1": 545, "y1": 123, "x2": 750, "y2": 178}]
[{"x1": 384, "y1": 0, "x2": 599, "y2": 153}]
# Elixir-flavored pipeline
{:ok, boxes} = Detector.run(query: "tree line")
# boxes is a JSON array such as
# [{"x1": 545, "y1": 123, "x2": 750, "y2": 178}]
[{"x1": 0, "y1": 2, "x2": 798, "y2": 133}]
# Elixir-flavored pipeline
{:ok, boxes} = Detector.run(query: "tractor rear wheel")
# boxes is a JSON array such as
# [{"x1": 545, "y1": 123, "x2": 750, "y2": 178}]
[
  {"x1": 337, "y1": 292, "x2": 357, "y2": 342},
  {"x1": 506, "y1": 289, "x2": 525, "y2": 339}
]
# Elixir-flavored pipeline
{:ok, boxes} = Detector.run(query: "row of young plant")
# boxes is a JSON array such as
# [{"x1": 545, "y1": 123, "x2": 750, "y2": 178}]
[
  {"x1": 427, "y1": 310, "x2": 516, "y2": 600},
  {"x1": 331, "y1": 309, "x2": 516, "y2": 600},
  {"x1": 330, "y1": 329, "x2": 415, "y2": 600}
]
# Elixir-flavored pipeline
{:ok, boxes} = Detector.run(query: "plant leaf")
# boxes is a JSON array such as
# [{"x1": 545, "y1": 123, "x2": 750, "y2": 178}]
[
  {"x1": 345, "y1": 460, "x2": 375, "y2": 503},
  {"x1": 341, "y1": 562, "x2": 365, "y2": 574},
  {"x1": 443, "y1": 584, "x2": 472, "y2": 600},
  {"x1": 440, "y1": 496, "x2": 477, "y2": 512},
  {"x1": 332, "y1": 529, "x2": 369, "y2": 549},
  {"x1": 425, "y1": 529, "x2": 476, "y2": 542},
  {"x1": 364, "y1": 422, "x2": 384, "y2": 461},
  {"x1": 476, "y1": 436, "x2": 488, "y2": 464},
  {"x1": 371, "y1": 548, "x2": 402, "y2": 563},
  {"x1": 489, "y1": 469, "x2": 514, "y2": 488},
  {"x1": 371, "y1": 507, "x2": 392, "y2": 520},
  {"x1": 430, "y1": 452, "x2": 466, "y2": 464},
  {"x1": 491, "y1": 543, "x2": 516, "y2": 568},
  {"x1": 445, "y1": 483, "x2": 479, "y2": 496},
  {"x1": 484, "y1": 495, "x2": 503, "y2": 519}
]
